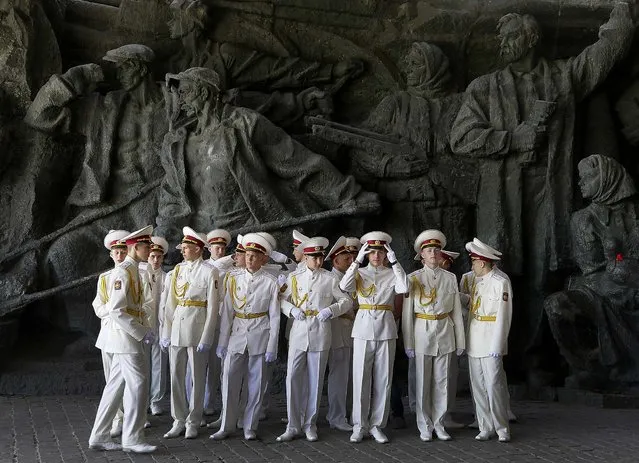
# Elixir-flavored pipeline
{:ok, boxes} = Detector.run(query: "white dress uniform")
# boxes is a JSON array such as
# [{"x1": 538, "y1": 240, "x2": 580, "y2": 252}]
[
  {"x1": 325, "y1": 236, "x2": 358, "y2": 430},
  {"x1": 163, "y1": 231, "x2": 220, "y2": 433},
  {"x1": 280, "y1": 246, "x2": 352, "y2": 438},
  {"x1": 93, "y1": 229, "x2": 129, "y2": 434},
  {"x1": 216, "y1": 236, "x2": 280, "y2": 437},
  {"x1": 403, "y1": 264, "x2": 465, "y2": 439},
  {"x1": 201, "y1": 255, "x2": 234, "y2": 413},
  {"x1": 93, "y1": 267, "x2": 124, "y2": 431},
  {"x1": 147, "y1": 264, "x2": 167, "y2": 411},
  {"x1": 89, "y1": 230, "x2": 155, "y2": 450},
  {"x1": 339, "y1": 233, "x2": 408, "y2": 439},
  {"x1": 465, "y1": 241, "x2": 513, "y2": 441}
]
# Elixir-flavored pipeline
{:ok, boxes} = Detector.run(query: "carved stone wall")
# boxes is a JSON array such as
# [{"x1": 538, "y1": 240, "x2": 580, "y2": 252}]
[{"x1": 1, "y1": 0, "x2": 639, "y2": 394}]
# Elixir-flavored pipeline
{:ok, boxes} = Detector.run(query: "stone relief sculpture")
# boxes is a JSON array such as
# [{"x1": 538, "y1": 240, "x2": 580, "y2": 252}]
[
  {"x1": 157, "y1": 67, "x2": 380, "y2": 248},
  {"x1": 545, "y1": 155, "x2": 639, "y2": 390},
  {"x1": 166, "y1": 0, "x2": 363, "y2": 129},
  {"x1": 449, "y1": 3, "x2": 635, "y2": 374}
]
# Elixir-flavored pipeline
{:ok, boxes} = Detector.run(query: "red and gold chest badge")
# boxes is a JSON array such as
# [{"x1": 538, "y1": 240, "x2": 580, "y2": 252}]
[{"x1": 114, "y1": 280, "x2": 122, "y2": 290}]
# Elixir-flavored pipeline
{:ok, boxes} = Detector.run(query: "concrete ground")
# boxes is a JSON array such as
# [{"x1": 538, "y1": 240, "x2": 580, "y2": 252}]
[{"x1": 3, "y1": 394, "x2": 639, "y2": 463}]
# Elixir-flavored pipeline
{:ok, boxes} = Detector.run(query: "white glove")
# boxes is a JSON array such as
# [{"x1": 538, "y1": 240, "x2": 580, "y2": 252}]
[
  {"x1": 277, "y1": 273, "x2": 287, "y2": 288},
  {"x1": 489, "y1": 352, "x2": 501, "y2": 358},
  {"x1": 355, "y1": 242, "x2": 370, "y2": 265},
  {"x1": 265, "y1": 352, "x2": 277, "y2": 363},
  {"x1": 142, "y1": 331, "x2": 156, "y2": 345},
  {"x1": 317, "y1": 307, "x2": 333, "y2": 322},
  {"x1": 405, "y1": 349, "x2": 416, "y2": 358},
  {"x1": 384, "y1": 243, "x2": 397, "y2": 264},
  {"x1": 160, "y1": 337, "x2": 171, "y2": 351},
  {"x1": 270, "y1": 250, "x2": 288, "y2": 264},
  {"x1": 456, "y1": 348, "x2": 465, "y2": 356},
  {"x1": 291, "y1": 307, "x2": 306, "y2": 321},
  {"x1": 216, "y1": 346, "x2": 227, "y2": 359},
  {"x1": 197, "y1": 343, "x2": 211, "y2": 353}
]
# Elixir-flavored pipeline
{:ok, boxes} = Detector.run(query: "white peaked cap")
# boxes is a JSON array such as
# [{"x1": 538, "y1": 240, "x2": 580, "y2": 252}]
[
  {"x1": 360, "y1": 231, "x2": 392, "y2": 247},
  {"x1": 150, "y1": 236, "x2": 169, "y2": 255},
  {"x1": 301, "y1": 237, "x2": 330, "y2": 255},
  {"x1": 473, "y1": 237, "x2": 503, "y2": 257},
  {"x1": 182, "y1": 226, "x2": 207, "y2": 248},
  {"x1": 413, "y1": 229, "x2": 447, "y2": 253},
  {"x1": 206, "y1": 228, "x2": 231, "y2": 246},
  {"x1": 242, "y1": 233, "x2": 273, "y2": 255},
  {"x1": 103, "y1": 230, "x2": 129, "y2": 250}
]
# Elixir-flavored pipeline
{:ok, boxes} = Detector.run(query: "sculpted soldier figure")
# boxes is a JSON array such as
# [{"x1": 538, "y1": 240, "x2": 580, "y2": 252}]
[
  {"x1": 157, "y1": 67, "x2": 377, "y2": 244},
  {"x1": 166, "y1": 0, "x2": 362, "y2": 128},
  {"x1": 450, "y1": 3, "x2": 635, "y2": 370},
  {"x1": 24, "y1": 44, "x2": 167, "y2": 344}
]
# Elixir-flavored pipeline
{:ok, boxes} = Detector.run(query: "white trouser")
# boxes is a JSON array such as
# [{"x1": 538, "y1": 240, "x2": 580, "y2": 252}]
[
  {"x1": 286, "y1": 348, "x2": 329, "y2": 433},
  {"x1": 326, "y1": 346, "x2": 351, "y2": 426},
  {"x1": 169, "y1": 346, "x2": 208, "y2": 428},
  {"x1": 204, "y1": 348, "x2": 222, "y2": 410},
  {"x1": 469, "y1": 356, "x2": 510, "y2": 436},
  {"x1": 352, "y1": 338, "x2": 396, "y2": 434},
  {"x1": 149, "y1": 342, "x2": 168, "y2": 406},
  {"x1": 415, "y1": 352, "x2": 452, "y2": 435},
  {"x1": 100, "y1": 350, "x2": 124, "y2": 426},
  {"x1": 447, "y1": 354, "x2": 459, "y2": 413},
  {"x1": 408, "y1": 356, "x2": 416, "y2": 413},
  {"x1": 90, "y1": 352, "x2": 148, "y2": 446},
  {"x1": 261, "y1": 361, "x2": 273, "y2": 416},
  {"x1": 220, "y1": 351, "x2": 267, "y2": 433}
]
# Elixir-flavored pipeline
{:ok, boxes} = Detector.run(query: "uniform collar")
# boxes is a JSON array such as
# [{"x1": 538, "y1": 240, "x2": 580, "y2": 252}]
[
  {"x1": 245, "y1": 267, "x2": 263, "y2": 277},
  {"x1": 185, "y1": 257, "x2": 203, "y2": 269},
  {"x1": 475, "y1": 268, "x2": 495, "y2": 282},
  {"x1": 422, "y1": 264, "x2": 440, "y2": 277},
  {"x1": 124, "y1": 255, "x2": 137, "y2": 267},
  {"x1": 366, "y1": 263, "x2": 387, "y2": 273},
  {"x1": 331, "y1": 267, "x2": 344, "y2": 278}
]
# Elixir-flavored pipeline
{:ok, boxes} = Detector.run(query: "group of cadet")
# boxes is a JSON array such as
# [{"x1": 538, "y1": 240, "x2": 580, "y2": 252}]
[{"x1": 87, "y1": 224, "x2": 513, "y2": 454}]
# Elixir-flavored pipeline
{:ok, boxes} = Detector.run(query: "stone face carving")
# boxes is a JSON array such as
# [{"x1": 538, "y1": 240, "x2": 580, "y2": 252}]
[
  {"x1": 156, "y1": 67, "x2": 379, "y2": 248},
  {"x1": 545, "y1": 155, "x2": 639, "y2": 390},
  {"x1": 449, "y1": 3, "x2": 635, "y2": 361},
  {"x1": 166, "y1": 0, "x2": 362, "y2": 129}
]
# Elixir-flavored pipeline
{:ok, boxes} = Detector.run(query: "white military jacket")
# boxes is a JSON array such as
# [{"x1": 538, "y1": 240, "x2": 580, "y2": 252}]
[
  {"x1": 466, "y1": 269, "x2": 513, "y2": 358},
  {"x1": 102, "y1": 256, "x2": 153, "y2": 354},
  {"x1": 162, "y1": 257, "x2": 220, "y2": 347},
  {"x1": 340, "y1": 262, "x2": 409, "y2": 341},
  {"x1": 460, "y1": 267, "x2": 511, "y2": 310},
  {"x1": 146, "y1": 266, "x2": 167, "y2": 336},
  {"x1": 218, "y1": 267, "x2": 280, "y2": 355},
  {"x1": 280, "y1": 266, "x2": 352, "y2": 352},
  {"x1": 402, "y1": 266, "x2": 465, "y2": 356},
  {"x1": 93, "y1": 268, "x2": 114, "y2": 351},
  {"x1": 329, "y1": 268, "x2": 356, "y2": 349}
]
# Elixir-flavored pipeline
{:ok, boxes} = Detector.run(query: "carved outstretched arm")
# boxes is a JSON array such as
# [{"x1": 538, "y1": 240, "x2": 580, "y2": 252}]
[
  {"x1": 24, "y1": 64, "x2": 104, "y2": 133},
  {"x1": 569, "y1": 1, "x2": 635, "y2": 101}
]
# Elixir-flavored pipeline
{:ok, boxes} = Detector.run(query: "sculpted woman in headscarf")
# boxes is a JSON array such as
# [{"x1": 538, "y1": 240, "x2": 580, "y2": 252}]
[
  {"x1": 350, "y1": 42, "x2": 472, "y2": 267},
  {"x1": 545, "y1": 154, "x2": 639, "y2": 390}
]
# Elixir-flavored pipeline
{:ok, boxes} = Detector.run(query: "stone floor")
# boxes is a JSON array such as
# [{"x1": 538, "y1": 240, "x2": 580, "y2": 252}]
[{"x1": 3, "y1": 394, "x2": 639, "y2": 463}]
